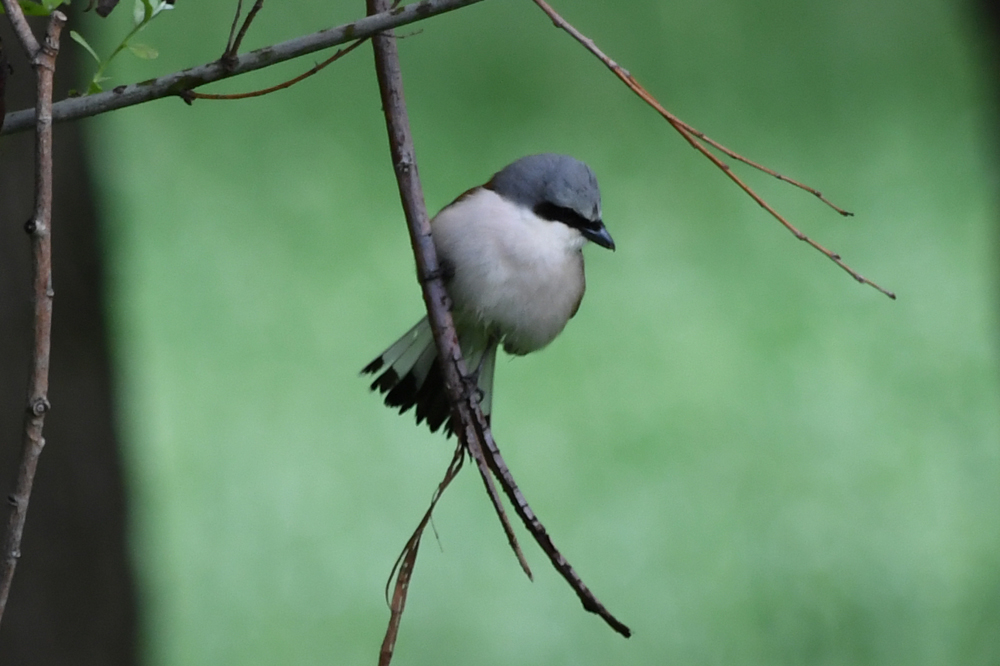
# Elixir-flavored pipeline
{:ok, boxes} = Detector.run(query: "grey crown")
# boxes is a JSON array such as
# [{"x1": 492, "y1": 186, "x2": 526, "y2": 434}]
[{"x1": 488, "y1": 153, "x2": 602, "y2": 223}]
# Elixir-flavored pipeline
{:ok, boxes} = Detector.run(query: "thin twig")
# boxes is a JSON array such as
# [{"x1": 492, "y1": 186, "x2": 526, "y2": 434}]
[
  {"x1": 224, "y1": 0, "x2": 244, "y2": 58},
  {"x1": 188, "y1": 38, "x2": 366, "y2": 101},
  {"x1": 230, "y1": 0, "x2": 264, "y2": 56},
  {"x1": 531, "y1": 0, "x2": 896, "y2": 300},
  {"x1": 368, "y1": 4, "x2": 544, "y2": 659},
  {"x1": 366, "y1": 0, "x2": 529, "y2": 581},
  {"x1": 0, "y1": 8, "x2": 66, "y2": 628},
  {"x1": 380, "y1": 444, "x2": 464, "y2": 666},
  {"x1": 1, "y1": 0, "x2": 488, "y2": 135},
  {"x1": 222, "y1": 0, "x2": 265, "y2": 69},
  {"x1": 477, "y1": 426, "x2": 633, "y2": 637},
  {"x1": 668, "y1": 116, "x2": 854, "y2": 216}
]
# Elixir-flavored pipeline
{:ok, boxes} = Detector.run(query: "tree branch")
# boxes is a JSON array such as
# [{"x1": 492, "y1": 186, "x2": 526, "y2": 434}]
[
  {"x1": 367, "y1": 3, "x2": 537, "y2": 660},
  {"x1": 1, "y1": 0, "x2": 486, "y2": 135},
  {"x1": 0, "y1": 0, "x2": 40, "y2": 57},
  {"x1": 0, "y1": 7, "x2": 66, "y2": 629},
  {"x1": 186, "y1": 36, "x2": 366, "y2": 101},
  {"x1": 366, "y1": 0, "x2": 529, "y2": 578},
  {"x1": 222, "y1": 0, "x2": 265, "y2": 69},
  {"x1": 367, "y1": 2, "x2": 630, "y2": 659},
  {"x1": 532, "y1": 0, "x2": 896, "y2": 300}
]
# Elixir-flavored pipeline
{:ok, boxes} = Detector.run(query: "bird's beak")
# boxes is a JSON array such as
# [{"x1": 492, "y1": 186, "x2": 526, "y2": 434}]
[{"x1": 582, "y1": 222, "x2": 615, "y2": 251}]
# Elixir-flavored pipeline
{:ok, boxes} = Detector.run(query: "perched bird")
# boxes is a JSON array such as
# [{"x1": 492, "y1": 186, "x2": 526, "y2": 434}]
[{"x1": 362, "y1": 154, "x2": 614, "y2": 435}]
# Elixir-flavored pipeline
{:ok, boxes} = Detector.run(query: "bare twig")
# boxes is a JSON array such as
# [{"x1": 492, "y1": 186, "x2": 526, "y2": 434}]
[
  {"x1": 368, "y1": 4, "x2": 540, "y2": 661},
  {"x1": 224, "y1": 0, "x2": 244, "y2": 60},
  {"x1": 187, "y1": 37, "x2": 366, "y2": 101},
  {"x1": 368, "y1": 2, "x2": 631, "y2": 658},
  {"x1": 366, "y1": 0, "x2": 529, "y2": 580},
  {"x1": 477, "y1": 428, "x2": 633, "y2": 637},
  {"x1": 380, "y1": 444, "x2": 464, "y2": 666},
  {"x1": 0, "y1": 8, "x2": 67, "y2": 628},
  {"x1": 668, "y1": 116, "x2": 854, "y2": 216},
  {"x1": 531, "y1": 0, "x2": 896, "y2": 300},
  {"x1": 222, "y1": 0, "x2": 265, "y2": 69},
  {"x1": 1, "y1": 0, "x2": 488, "y2": 135}
]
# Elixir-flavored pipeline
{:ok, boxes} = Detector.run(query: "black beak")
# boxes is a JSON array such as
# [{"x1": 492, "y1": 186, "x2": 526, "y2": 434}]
[{"x1": 582, "y1": 222, "x2": 615, "y2": 251}]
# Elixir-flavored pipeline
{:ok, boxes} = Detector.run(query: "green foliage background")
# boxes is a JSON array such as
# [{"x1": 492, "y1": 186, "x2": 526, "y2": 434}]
[{"x1": 79, "y1": 1, "x2": 998, "y2": 664}]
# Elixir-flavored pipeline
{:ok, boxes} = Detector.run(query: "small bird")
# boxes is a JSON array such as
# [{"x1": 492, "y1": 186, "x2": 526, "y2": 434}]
[{"x1": 362, "y1": 154, "x2": 614, "y2": 435}]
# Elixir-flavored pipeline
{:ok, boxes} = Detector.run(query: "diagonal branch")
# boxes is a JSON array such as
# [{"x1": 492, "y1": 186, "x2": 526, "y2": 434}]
[
  {"x1": 0, "y1": 0, "x2": 40, "y2": 57},
  {"x1": 1, "y1": 0, "x2": 487, "y2": 135},
  {"x1": 0, "y1": 7, "x2": 67, "y2": 629},
  {"x1": 367, "y1": 2, "x2": 631, "y2": 658},
  {"x1": 476, "y1": 427, "x2": 633, "y2": 637},
  {"x1": 222, "y1": 0, "x2": 265, "y2": 69},
  {"x1": 366, "y1": 0, "x2": 528, "y2": 580},
  {"x1": 531, "y1": 0, "x2": 896, "y2": 300},
  {"x1": 367, "y1": 3, "x2": 542, "y2": 661},
  {"x1": 380, "y1": 443, "x2": 464, "y2": 666}
]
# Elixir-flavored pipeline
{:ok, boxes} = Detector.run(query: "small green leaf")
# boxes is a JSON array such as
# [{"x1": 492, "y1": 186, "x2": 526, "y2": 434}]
[
  {"x1": 127, "y1": 42, "x2": 158, "y2": 60},
  {"x1": 132, "y1": 0, "x2": 150, "y2": 25},
  {"x1": 70, "y1": 30, "x2": 102, "y2": 64},
  {"x1": 86, "y1": 81, "x2": 104, "y2": 94},
  {"x1": 5, "y1": 1, "x2": 51, "y2": 16}
]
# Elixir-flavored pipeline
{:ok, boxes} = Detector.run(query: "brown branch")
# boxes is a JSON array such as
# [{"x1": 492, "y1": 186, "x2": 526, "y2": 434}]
[
  {"x1": 0, "y1": 8, "x2": 66, "y2": 628},
  {"x1": 380, "y1": 444, "x2": 464, "y2": 666},
  {"x1": 187, "y1": 37, "x2": 366, "y2": 102},
  {"x1": 222, "y1": 0, "x2": 265, "y2": 70},
  {"x1": 365, "y1": 0, "x2": 528, "y2": 578},
  {"x1": 476, "y1": 428, "x2": 633, "y2": 637},
  {"x1": 2, "y1": 0, "x2": 489, "y2": 135},
  {"x1": 368, "y1": 2, "x2": 631, "y2": 658},
  {"x1": 367, "y1": 2, "x2": 544, "y2": 660},
  {"x1": 224, "y1": 0, "x2": 244, "y2": 60},
  {"x1": 668, "y1": 116, "x2": 854, "y2": 216},
  {"x1": 531, "y1": 0, "x2": 896, "y2": 300}
]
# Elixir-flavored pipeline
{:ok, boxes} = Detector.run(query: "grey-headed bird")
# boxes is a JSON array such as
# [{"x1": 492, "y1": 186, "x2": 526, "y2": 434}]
[{"x1": 362, "y1": 154, "x2": 614, "y2": 435}]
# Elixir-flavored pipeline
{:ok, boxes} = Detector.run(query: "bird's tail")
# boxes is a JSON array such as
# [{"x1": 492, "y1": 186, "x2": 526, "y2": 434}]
[{"x1": 361, "y1": 316, "x2": 496, "y2": 436}]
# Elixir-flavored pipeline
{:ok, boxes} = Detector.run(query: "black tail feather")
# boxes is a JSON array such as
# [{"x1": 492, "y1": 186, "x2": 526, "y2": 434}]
[{"x1": 362, "y1": 348, "x2": 455, "y2": 435}]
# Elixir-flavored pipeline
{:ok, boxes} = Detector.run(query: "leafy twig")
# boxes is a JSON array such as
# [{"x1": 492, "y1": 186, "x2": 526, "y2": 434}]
[
  {"x1": 71, "y1": 0, "x2": 174, "y2": 94},
  {"x1": 2, "y1": 0, "x2": 488, "y2": 135}
]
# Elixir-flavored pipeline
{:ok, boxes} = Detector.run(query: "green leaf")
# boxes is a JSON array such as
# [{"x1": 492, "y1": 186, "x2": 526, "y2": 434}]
[
  {"x1": 3, "y1": 1, "x2": 51, "y2": 16},
  {"x1": 132, "y1": 0, "x2": 151, "y2": 25},
  {"x1": 70, "y1": 30, "x2": 102, "y2": 64},
  {"x1": 127, "y1": 42, "x2": 158, "y2": 60},
  {"x1": 86, "y1": 80, "x2": 103, "y2": 95}
]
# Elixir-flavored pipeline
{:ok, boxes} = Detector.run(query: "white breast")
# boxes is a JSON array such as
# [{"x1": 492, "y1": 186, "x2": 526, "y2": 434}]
[{"x1": 431, "y1": 188, "x2": 587, "y2": 355}]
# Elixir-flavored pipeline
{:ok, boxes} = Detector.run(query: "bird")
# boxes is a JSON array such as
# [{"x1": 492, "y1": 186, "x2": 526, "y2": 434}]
[{"x1": 362, "y1": 153, "x2": 614, "y2": 435}]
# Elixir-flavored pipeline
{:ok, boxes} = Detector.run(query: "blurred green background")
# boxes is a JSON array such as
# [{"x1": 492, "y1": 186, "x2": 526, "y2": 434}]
[{"x1": 73, "y1": 1, "x2": 998, "y2": 664}]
